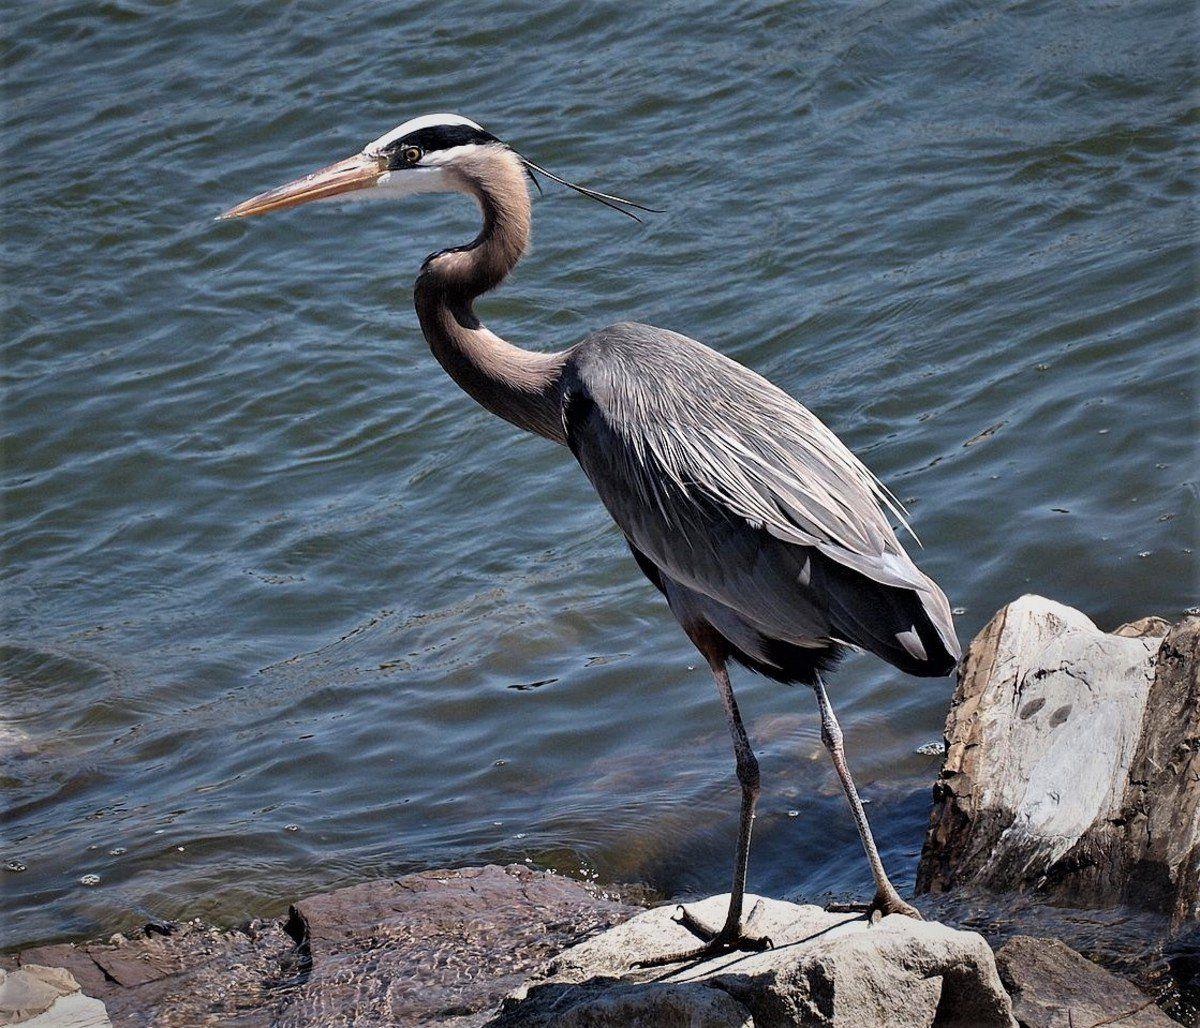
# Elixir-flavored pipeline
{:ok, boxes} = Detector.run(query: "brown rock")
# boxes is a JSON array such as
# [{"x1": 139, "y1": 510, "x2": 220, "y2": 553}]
[
  {"x1": 18, "y1": 944, "x2": 112, "y2": 997},
  {"x1": 85, "y1": 939, "x2": 178, "y2": 989},
  {"x1": 994, "y1": 935, "x2": 1176, "y2": 1028},
  {"x1": 1123, "y1": 617, "x2": 1200, "y2": 925},
  {"x1": 1114, "y1": 616, "x2": 1174, "y2": 639},
  {"x1": 10, "y1": 867, "x2": 638, "y2": 1027},
  {"x1": 280, "y1": 863, "x2": 639, "y2": 1027}
]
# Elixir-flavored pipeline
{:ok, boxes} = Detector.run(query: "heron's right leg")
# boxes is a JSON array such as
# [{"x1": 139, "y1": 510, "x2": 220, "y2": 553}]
[
  {"x1": 814, "y1": 674, "x2": 920, "y2": 920},
  {"x1": 637, "y1": 660, "x2": 773, "y2": 966}
]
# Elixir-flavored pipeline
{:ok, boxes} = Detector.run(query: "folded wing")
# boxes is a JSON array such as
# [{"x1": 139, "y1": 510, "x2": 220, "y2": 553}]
[{"x1": 562, "y1": 322, "x2": 959, "y2": 679}]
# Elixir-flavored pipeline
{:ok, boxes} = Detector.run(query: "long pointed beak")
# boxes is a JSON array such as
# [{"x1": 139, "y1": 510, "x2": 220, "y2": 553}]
[{"x1": 219, "y1": 153, "x2": 387, "y2": 220}]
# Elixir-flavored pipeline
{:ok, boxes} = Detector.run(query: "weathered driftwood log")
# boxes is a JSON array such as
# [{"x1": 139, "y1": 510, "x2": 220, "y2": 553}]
[{"x1": 917, "y1": 595, "x2": 1199, "y2": 924}]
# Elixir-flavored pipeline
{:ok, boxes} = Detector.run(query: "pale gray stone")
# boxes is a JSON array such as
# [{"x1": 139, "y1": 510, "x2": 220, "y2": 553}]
[
  {"x1": 495, "y1": 894, "x2": 1016, "y2": 1028},
  {"x1": 919, "y1": 597, "x2": 1199, "y2": 922},
  {"x1": 0, "y1": 965, "x2": 111, "y2": 1027}
]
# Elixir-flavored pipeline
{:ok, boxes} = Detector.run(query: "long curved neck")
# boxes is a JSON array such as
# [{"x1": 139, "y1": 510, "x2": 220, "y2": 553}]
[{"x1": 413, "y1": 148, "x2": 568, "y2": 445}]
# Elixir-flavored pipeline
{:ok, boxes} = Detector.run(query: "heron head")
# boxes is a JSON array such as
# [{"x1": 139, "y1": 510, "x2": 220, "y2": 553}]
[{"x1": 219, "y1": 112, "x2": 656, "y2": 221}]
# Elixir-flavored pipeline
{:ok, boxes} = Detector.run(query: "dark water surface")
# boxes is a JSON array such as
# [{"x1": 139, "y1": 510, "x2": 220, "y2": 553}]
[{"x1": 2, "y1": 1, "x2": 1196, "y2": 947}]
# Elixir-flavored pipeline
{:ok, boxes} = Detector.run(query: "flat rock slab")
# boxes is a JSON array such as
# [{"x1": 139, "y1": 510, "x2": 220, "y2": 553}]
[
  {"x1": 494, "y1": 894, "x2": 1017, "y2": 1028},
  {"x1": 16, "y1": 865, "x2": 637, "y2": 1027},
  {"x1": 995, "y1": 935, "x2": 1177, "y2": 1028},
  {"x1": 918, "y1": 597, "x2": 1199, "y2": 922},
  {"x1": 19, "y1": 919, "x2": 297, "y2": 1027},
  {"x1": 279, "y1": 864, "x2": 639, "y2": 1026}
]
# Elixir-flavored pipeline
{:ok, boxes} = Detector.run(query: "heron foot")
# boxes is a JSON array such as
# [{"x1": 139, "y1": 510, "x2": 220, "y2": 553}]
[
  {"x1": 867, "y1": 886, "x2": 923, "y2": 923},
  {"x1": 635, "y1": 899, "x2": 774, "y2": 967},
  {"x1": 827, "y1": 888, "x2": 923, "y2": 924}
]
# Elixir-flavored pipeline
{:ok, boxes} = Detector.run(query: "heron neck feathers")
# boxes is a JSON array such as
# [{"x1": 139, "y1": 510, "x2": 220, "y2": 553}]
[{"x1": 414, "y1": 148, "x2": 568, "y2": 444}]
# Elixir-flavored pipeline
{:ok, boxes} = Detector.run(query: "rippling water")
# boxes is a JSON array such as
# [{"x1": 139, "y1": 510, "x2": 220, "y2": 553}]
[{"x1": 2, "y1": 1, "x2": 1196, "y2": 948}]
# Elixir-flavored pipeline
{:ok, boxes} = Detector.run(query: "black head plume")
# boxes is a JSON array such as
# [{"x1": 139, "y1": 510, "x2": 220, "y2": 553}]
[{"x1": 515, "y1": 154, "x2": 662, "y2": 223}]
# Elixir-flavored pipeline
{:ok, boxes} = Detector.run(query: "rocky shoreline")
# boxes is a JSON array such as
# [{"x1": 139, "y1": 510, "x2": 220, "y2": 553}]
[{"x1": 3, "y1": 598, "x2": 1196, "y2": 1026}]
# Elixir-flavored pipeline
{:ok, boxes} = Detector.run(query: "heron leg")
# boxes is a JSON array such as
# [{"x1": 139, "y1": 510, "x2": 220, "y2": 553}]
[
  {"x1": 637, "y1": 660, "x2": 774, "y2": 967},
  {"x1": 813, "y1": 674, "x2": 921, "y2": 921}
]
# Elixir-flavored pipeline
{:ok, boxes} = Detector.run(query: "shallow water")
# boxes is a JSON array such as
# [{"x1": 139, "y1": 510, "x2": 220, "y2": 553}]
[{"x1": 2, "y1": 1, "x2": 1196, "y2": 948}]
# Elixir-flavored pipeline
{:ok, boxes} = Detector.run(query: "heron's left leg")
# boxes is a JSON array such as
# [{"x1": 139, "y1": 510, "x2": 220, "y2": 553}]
[
  {"x1": 814, "y1": 674, "x2": 921, "y2": 921},
  {"x1": 637, "y1": 659, "x2": 773, "y2": 966}
]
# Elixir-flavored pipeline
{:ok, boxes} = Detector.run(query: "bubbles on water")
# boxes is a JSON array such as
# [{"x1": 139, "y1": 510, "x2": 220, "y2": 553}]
[
  {"x1": 1138, "y1": 551, "x2": 1152, "y2": 559},
  {"x1": 915, "y1": 741, "x2": 945, "y2": 757},
  {"x1": 5, "y1": 860, "x2": 27, "y2": 873},
  {"x1": 284, "y1": 824, "x2": 300, "y2": 833},
  {"x1": 493, "y1": 759, "x2": 507, "y2": 767},
  {"x1": 108, "y1": 847, "x2": 127, "y2": 856},
  {"x1": 952, "y1": 607, "x2": 967, "y2": 616},
  {"x1": 787, "y1": 810, "x2": 799, "y2": 818},
  {"x1": 79, "y1": 873, "x2": 100, "y2": 886},
  {"x1": 515, "y1": 832, "x2": 526, "y2": 839}
]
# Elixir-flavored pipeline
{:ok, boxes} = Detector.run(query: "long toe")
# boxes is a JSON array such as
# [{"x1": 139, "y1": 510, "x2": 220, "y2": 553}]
[
  {"x1": 635, "y1": 906, "x2": 774, "y2": 968},
  {"x1": 672, "y1": 903, "x2": 720, "y2": 944}
]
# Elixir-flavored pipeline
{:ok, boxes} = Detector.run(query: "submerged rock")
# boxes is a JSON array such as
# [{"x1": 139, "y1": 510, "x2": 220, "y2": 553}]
[
  {"x1": 279, "y1": 863, "x2": 638, "y2": 1026},
  {"x1": 918, "y1": 596, "x2": 1199, "y2": 923},
  {"x1": 15, "y1": 864, "x2": 637, "y2": 1027},
  {"x1": 493, "y1": 894, "x2": 1016, "y2": 1028}
]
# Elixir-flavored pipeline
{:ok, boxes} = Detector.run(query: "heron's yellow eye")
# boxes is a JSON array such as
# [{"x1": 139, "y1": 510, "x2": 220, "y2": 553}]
[{"x1": 402, "y1": 146, "x2": 422, "y2": 165}]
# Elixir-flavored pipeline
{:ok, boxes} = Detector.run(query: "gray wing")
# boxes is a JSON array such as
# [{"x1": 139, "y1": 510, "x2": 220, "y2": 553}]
[{"x1": 562, "y1": 322, "x2": 960, "y2": 676}]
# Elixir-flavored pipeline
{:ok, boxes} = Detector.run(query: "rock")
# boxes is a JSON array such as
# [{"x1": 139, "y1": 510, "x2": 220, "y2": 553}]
[
  {"x1": 12, "y1": 865, "x2": 637, "y2": 1027},
  {"x1": 994, "y1": 936, "x2": 1176, "y2": 1028},
  {"x1": 0, "y1": 964, "x2": 112, "y2": 1026},
  {"x1": 281, "y1": 863, "x2": 639, "y2": 1026},
  {"x1": 19, "y1": 919, "x2": 297, "y2": 1026},
  {"x1": 494, "y1": 894, "x2": 1017, "y2": 1028},
  {"x1": 85, "y1": 939, "x2": 178, "y2": 989},
  {"x1": 1114, "y1": 616, "x2": 1174, "y2": 639},
  {"x1": 918, "y1": 597, "x2": 1199, "y2": 922},
  {"x1": 1113, "y1": 616, "x2": 1200, "y2": 924},
  {"x1": 15, "y1": 945, "x2": 112, "y2": 998}
]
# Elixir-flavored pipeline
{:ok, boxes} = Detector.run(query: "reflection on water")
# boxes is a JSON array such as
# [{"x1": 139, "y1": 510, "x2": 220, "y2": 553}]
[{"x1": 2, "y1": 0, "x2": 1196, "y2": 952}]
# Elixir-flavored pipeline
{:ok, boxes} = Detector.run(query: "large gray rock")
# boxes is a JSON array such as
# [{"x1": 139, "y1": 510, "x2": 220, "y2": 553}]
[
  {"x1": 918, "y1": 597, "x2": 1199, "y2": 923},
  {"x1": 994, "y1": 936, "x2": 1177, "y2": 1028},
  {"x1": 494, "y1": 894, "x2": 1017, "y2": 1027}
]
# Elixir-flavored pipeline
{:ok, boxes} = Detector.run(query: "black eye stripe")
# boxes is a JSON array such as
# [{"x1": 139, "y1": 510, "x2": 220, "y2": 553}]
[{"x1": 383, "y1": 124, "x2": 499, "y2": 158}]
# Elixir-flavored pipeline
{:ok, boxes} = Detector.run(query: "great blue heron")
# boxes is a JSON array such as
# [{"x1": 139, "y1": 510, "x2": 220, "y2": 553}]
[{"x1": 221, "y1": 113, "x2": 960, "y2": 963}]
